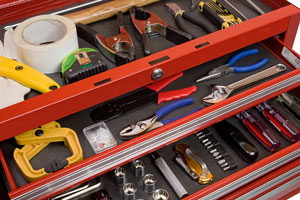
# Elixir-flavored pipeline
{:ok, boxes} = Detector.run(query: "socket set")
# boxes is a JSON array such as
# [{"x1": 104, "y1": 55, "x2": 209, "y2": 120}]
[
  {"x1": 195, "y1": 129, "x2": 237, "y2": 171},
  {"x1": 111, "y1": 159, "x2": 169, "y2": 200}
]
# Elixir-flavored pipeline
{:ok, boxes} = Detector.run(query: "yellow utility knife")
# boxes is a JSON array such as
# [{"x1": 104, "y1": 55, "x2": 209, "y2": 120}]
[
  {"x1": 0, "y1": 56, "x2": 60, "y2": 93},
  {"x1": 175, "y1": 143, "x2": 213, "y2": 184}
]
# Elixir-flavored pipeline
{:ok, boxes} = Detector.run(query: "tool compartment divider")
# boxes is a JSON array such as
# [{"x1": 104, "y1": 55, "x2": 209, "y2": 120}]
[{"x1": 0, "y1": 0, "x2": 300, "y2": 199}]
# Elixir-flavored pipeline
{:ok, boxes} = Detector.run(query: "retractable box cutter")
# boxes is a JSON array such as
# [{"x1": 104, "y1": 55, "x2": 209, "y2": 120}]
[
  {"x1": 0, "y1": 56, "x2": 60, "y2": 93},
  {"x1": 76, "y1": 11, "x2": 134, "y2": 66},
  {"x1": 257, "y1": 101, "x2": 300, "y2": 143},
  {"x1": 237, "y1": 110, "x2": 280, "y2": 152},
  {"x1": 91, "y1": 72, "x2": 197, "y2": 122},
  {"x1": 130, "y1": 6, "x2": 192, "y2": 56},
  {"x1": 61, "y1": 48, "x2": 107, "y2": 84}
]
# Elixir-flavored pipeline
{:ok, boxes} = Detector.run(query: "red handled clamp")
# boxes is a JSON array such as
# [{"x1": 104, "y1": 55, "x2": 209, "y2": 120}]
[
  {"x1": 130, "y1": 6, "x2": 192, "y2": 55},
  {"x1": 91, "y1": 72, "x2": 197, "y2": 122},
  {"x1": 257, "y1": 101, "x2": 300, "y2": 143},
  {"x1": 76, "y1": 11, "x2": 134, "y2": 66}
]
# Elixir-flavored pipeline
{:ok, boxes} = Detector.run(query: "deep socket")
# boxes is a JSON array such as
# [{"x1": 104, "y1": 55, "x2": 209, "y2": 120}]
[
  {"x1": 152, "y1": 189, "x2": 169, "y2": 200},
  {"x1": 123, "y1": 183, "x2": 137, "y2": 200},
  {"x1": 114, "y1": 167, "x2": 127, "y2": 186},
  {"x1": 133, "y1": 160, "x2": 145, "y2": 177},
  {"x1": 143, "y1": 174, "x2": 156, "y2": 193}
]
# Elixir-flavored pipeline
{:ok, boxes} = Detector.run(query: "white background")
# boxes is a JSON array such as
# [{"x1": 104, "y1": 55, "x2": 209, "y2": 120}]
[{"x1": 285, "y1": 1, "x2": 299, "y2": 200}]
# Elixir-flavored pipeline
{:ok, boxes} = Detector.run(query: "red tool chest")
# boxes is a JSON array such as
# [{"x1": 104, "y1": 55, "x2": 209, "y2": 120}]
[{"x1": 0, "y1": 0, "x2": 300, "y2": 199}]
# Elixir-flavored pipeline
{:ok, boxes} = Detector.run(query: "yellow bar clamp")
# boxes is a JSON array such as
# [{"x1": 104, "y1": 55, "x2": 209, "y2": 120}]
[{"x1": 13, "y1": 121, "x2": 83, "y2": 182}]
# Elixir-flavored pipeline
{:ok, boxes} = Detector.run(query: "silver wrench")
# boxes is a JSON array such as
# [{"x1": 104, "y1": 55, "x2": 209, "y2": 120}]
[{"x1": 202, "y1": 64, "x2": 287, "y2": 104}]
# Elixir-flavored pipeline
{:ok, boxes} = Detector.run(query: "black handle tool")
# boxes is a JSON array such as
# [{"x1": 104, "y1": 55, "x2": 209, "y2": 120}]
[
  {"x1": 214, "y1": 120, "x2": 258, "y2": 163},
  {"x1": 166, "y1": 3, "x2": 217, "y2": 38},
  {"x1": 130, "y1": 6, "x2": 192, "y2": 56}
]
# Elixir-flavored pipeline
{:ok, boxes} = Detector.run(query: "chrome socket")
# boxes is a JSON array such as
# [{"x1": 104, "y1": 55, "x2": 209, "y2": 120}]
[
  {"x1": 133, "y1": 160, "x2": 145, "y2": 177},
  {"x1": 143, "y1": 174, "x2": 156, "y2": 193},
  {"x1": 123, "y1": 183, "x2": 137, "y2": 200},
  {"x1": 114, "y1": 167, "x2": 127, "y2": 186},
  {"x1": 152, "y1": 189, "x2": 169, "y2": 200}
]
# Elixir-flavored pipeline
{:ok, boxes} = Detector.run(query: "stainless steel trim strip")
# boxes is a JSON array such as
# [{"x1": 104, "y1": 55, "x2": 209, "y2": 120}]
[
  {"x1": 257, "y1": 175, "x2": 300, "y2": 200},
  {"x1": 13, "y1": 74, "x2": 300, "y2": 200},
  {"x1": 236, "y1": 165, "x2": 300, "y2": 200}
]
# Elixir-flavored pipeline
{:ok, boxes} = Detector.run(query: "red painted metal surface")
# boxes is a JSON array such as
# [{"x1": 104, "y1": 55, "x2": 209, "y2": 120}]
[
  {"x1": 281, "y1": 9, "x2": 300, "y2": 48},
  {"x1": 7, "y1": 43, "x2": 300, "y2": 199},
  {"x1": 0, "y1": 5, "x2": 299, "y2": 141},
  {"x1": 0, "y1": 0, "x2": 86, "y2": 25},
  {"x1": 1, "y1": 1, "x2": 300, "y2": 199},
  {"x1": 222, "y1": 157, "x2": 300, "y2": 199},
  {"x1": 0, "y1": 149, "x2": 16, "y2": 190},
  {"x1": 186, "y1": 142, "x2": 300, "y2": 200}
]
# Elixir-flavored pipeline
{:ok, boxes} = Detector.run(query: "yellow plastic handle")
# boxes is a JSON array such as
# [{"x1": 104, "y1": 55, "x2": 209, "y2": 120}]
[{"x1": 0, "y1": 56, "x2": 60, "y2": 93}]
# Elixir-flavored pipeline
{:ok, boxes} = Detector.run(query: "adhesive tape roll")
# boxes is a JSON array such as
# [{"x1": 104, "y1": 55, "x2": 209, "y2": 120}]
[{"x1": 14, "y1": 15, "x2": 79, "y2": 74}]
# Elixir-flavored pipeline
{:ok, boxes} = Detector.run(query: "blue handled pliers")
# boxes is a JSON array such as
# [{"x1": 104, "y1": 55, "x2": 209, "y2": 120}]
[
  {"x1": 195, "y1": 49, "x2": 269, "y2": 83},
  {"x1": 120, "y1": 98, "x2": 201, "y2": 137}
]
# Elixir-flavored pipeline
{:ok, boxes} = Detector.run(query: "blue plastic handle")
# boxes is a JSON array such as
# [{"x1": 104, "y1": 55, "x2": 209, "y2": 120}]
[
  {"x1": 227, "y1": 49, "x2": 268, "y2": 72},
  {"x1": 160, "y1": 107, "x2": 202, "y2": 125},
  {"x1": 156, "y1": 98, "x2": 194, "y2": 120},
  {"x1": 233, "y1": 58, "x2": 269, "y2": 72},
  {"x1": 228, "y1": 49, "x2": 259, "y2": 67}
]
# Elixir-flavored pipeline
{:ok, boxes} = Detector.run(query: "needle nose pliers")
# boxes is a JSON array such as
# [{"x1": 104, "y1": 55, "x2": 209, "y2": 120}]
[
  {"x1": 166, "y1": 3, "x2": 217, "y2": 38},
  {"x1": 195, "y1": 49, "x2": 269, "y2": 82}
]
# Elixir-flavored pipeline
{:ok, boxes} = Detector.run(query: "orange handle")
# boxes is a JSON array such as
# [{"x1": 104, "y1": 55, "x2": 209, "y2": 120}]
[{"x1": 63, "y1": 0, "x2": 160, "y2": 24}]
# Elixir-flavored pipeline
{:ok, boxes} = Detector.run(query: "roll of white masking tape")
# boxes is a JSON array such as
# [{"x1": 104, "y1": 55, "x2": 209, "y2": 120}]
[{"x1": 13, "y1": 15, "x2": 79, "y2": 74}]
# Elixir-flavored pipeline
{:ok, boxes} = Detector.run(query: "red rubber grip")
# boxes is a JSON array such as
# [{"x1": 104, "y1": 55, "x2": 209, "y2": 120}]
[
  {"x1": 146, "y1": 72, "x2": 183, "y2": 92},
  {"x1": 157, "y1": 86, "x2": 197, "y2": 104}
]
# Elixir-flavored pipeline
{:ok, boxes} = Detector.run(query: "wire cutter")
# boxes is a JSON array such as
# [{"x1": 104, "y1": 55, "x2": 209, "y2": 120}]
[
  {"x1": 120, "y1": 98, "x2": 201, "y2": 137},
  {"x1": 195, "y1": 49, "x2": 269, "y2": 83},
  {"x1": 166, "y1": 3, "x2": 217, "y2": 38},
  {"x1": 130, "y1": 6, "x2": 193, "y2": 56},
  {"x1": 91, "y1": 72, "x2": 197, "y2": 122}
]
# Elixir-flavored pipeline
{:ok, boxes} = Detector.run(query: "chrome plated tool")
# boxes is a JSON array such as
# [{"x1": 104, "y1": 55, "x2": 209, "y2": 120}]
[
  {"x1": 76, "y1": 12, "x2": 134, "y2": 66},
  {"x1": 276, "y1": 92, "x2": 300, "y2": 120},
  {"x1": 175, "y1": 143, "x2": 213, "y2": 184},
  {"x1": 130, "y1": 6, "x2": 192, "y2": 55},
  {"x1": 237, "y1": 110, "x2": 281, "y2": 152},
  {"x1": 150, "y1": 151, "x2": 188, "y2": 199},
  {"x1": 123, "y1": 183, "x2": 137, "y2": 200},
  {"x1": 195, "y1": 49, "x2": 268, "y2": 82},
  {"x1": 143, "y1": 174, "x2": 156, "y2": 193},
  {"x1": 246, "y1": 0, "x2": 265, "y2": 15},
  {"x1": 257, "y1": 101, "x2": 300, "y2": 142},
  {"x1": 166, "y1": 3, "x2": 216, "y2": 38},
  {"x1": 120, "y1": 98, "x2": 199, "y2": 137},
  {"x1": 224, "y1": 0, "x2": 248, "y2": 20},
  {"x1": 202, "y1": 64, "x2": 287, "y2": 104}
]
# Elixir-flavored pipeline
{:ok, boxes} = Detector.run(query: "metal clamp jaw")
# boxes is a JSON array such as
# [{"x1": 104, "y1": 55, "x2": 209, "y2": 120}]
[
  {"x1": 76, "y1": 12, "x2": 134, "y2": 66},
  {"x1": 13, "y1": 121, "x2": 83, "y2": 182},
  {"x1": 130, "y1": 6, "x2": 192, "y2": 55}
]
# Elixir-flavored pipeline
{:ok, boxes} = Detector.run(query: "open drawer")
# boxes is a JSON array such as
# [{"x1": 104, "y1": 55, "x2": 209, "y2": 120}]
[{"x1": 0, "y1": 0, "x2": 300, "y2": 199}]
